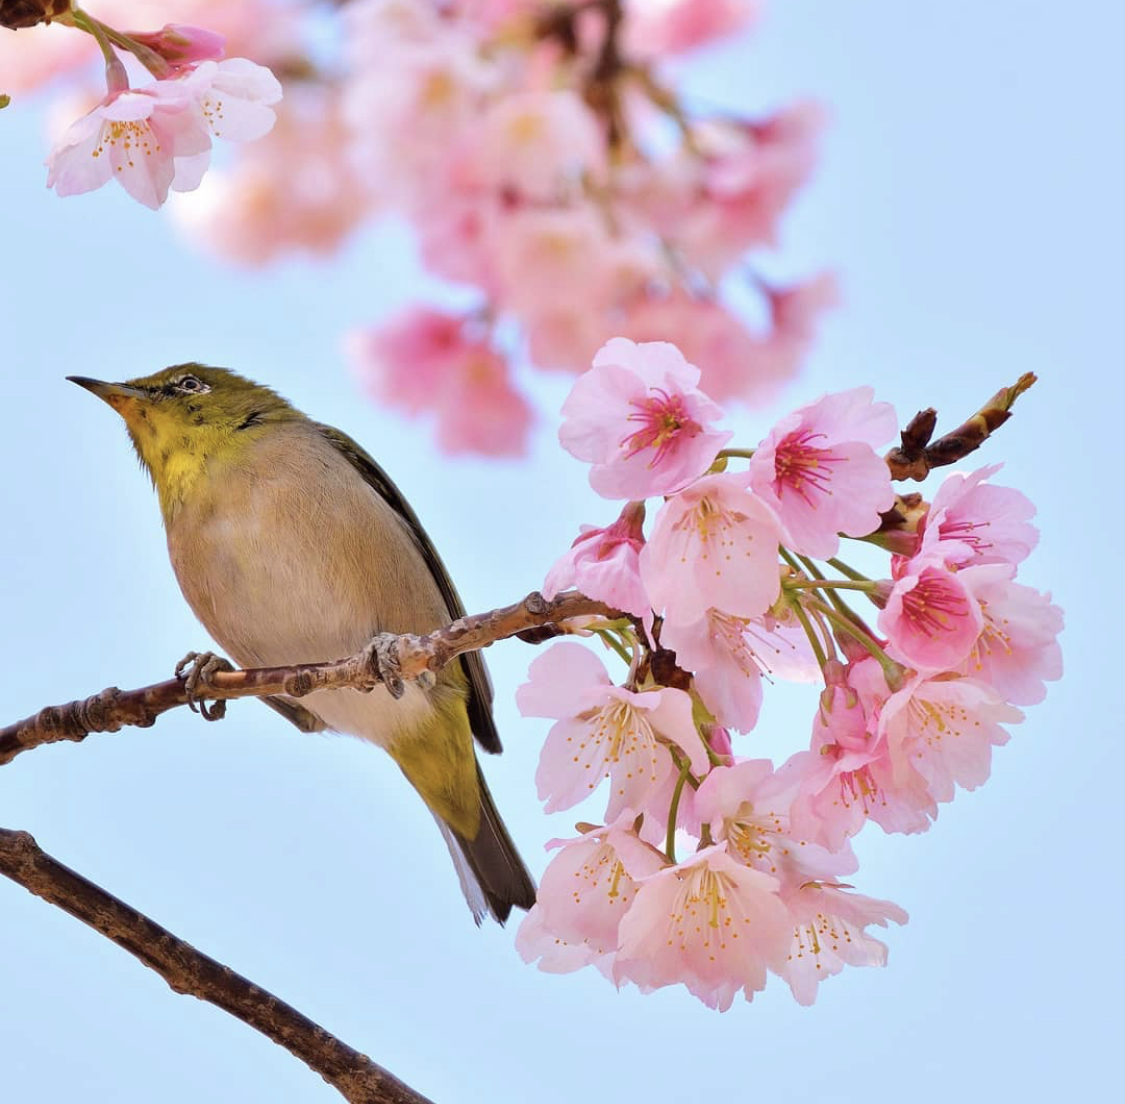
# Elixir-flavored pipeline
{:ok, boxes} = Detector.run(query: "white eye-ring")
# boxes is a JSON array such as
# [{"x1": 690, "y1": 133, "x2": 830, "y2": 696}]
[{"x1": 176, "y1": 375, "x2": 210, "y2": 394}]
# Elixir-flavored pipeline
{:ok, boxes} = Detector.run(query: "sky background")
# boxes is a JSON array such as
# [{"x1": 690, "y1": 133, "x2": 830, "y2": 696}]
[{"x1": 0, "y1": 2, "x2": 1120, "y2": 1102}]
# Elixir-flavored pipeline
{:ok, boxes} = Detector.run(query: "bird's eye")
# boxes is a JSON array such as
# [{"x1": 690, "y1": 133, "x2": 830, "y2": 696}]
[{"x1": 176, "y1": 375, "x2": 208, "y2": 394}]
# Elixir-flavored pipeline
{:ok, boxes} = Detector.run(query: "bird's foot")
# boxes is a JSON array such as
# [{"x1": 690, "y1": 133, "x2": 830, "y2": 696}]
[
  {"x1": 175, "y1": 651, "x2": 234, "y2": 721},
  {"x1": 362, "y1": 634, "x2": 405, "y2": 699}
]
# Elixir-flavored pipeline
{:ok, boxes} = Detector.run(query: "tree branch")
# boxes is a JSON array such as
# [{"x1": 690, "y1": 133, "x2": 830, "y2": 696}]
[
  {"x1": 0, "y1": 590, "x2": 618, "y2": 766},
  {"x1": 0, "y1": 827, "x2": 433, "y2": 1104},
  {"x1": 885, "y1": 372, "x2": 1037, "y2": 481}
]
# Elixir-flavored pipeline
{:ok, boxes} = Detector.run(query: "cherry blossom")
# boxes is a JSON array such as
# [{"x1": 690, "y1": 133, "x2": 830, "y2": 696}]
[
  {"x1": 748, "y1": 386, "x2": 897, "y2": 559},
  {"x1": 780, "y1": 882, "x2": 908, "y2": 1006},
  {"x1": 45, "y1": 57, "x2": 281, "y2": 208},
  {"x1": 614, "y1": 844, "x2": 792, "y2": 1010},
  {"x1": 517, "y1": 642, "x2": 710, "y2": 820},
  {"x1": 542, "y1": 501, "x2": 650, "y2": 618},
  {"x1": 640, "y1": 471, "x2": 783, "y2": 626},
  {"x1": 920, "y1": 464, "x2": 1039, "y2": 567},
  {"x1": 46, "y1": 82, "x2": 212, "y2": 209},
  {"x1": 659, "y1": 609, "x2": 766, "y2": 733},
  {"x1": 520, "y1": 815, "x2": 666, "y2": 971},
  {"x1": 879, "y1": 674, "x2": 1022, "y2": 805},
  {"x1": 959, "y1": 564, "x2": 1064, "y2": 705},
  {"x1": 694, "y1": 759, "x2": 854, "y2": 885},
  {"x1": 877, "y1": 554, "x2": 984, "y2": 673},
  {"x1": 559, "y1": 338, "x2": 732, "y2": 499}
]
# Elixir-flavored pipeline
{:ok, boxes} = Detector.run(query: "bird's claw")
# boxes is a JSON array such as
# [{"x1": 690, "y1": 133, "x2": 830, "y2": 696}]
[
  {"x1": 175, "y1": 650, "x2": 234, "y2": 721},
  {"x1": 363, "y1": 634, "x2": 405, "y2": 699}
]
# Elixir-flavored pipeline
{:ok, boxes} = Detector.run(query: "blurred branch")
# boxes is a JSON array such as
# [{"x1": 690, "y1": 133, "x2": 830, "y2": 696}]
[
  {"x1": 0, "y1": 590, "x2": 617, "y2": 765},
  {"x1": 0, "y1": 827, "x2": 432, "y2": 1104},
  {"x1": 886, "y1": 372, "x2": 1037, "y2": 481}
]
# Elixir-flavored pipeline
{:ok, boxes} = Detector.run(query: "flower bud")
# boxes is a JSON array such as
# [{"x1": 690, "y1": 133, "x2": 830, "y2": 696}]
[
  {"x1": 0, "y1": 0, "x2": 71, "y2": 31},
  {"x1": 126, "y1": 23, "x2": 226, "y2": 69}
]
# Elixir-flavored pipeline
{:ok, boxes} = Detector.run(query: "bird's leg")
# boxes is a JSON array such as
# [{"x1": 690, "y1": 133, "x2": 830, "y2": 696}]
[
  {"x1": 175, "y1": 651, "x2": 234, "y2": 721},
  {"x1": 361, "y1": 633, "x2": 405, "y2": 699}
]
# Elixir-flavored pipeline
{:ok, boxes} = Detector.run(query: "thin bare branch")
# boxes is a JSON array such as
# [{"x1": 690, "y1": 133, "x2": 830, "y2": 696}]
[
  {"x1": 0, "y1": 590, "x2": 617, "y2": 766},
  {"x1": 0, "y1": 828, "x2": 432, "y2": 1104},
  {"x1": 885, "y1": 372, "x2": 1037, "y2": 481}
]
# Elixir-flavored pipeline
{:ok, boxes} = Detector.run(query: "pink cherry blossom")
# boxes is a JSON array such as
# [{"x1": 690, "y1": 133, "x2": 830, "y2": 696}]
[
  {"x1": 659, "y1": 609, "x2": 766, "y2": 732},
  {"x1": 619, "y1": 287, "x2": 833, "y2": 406},
  {"x1": 349, "y1": 311, "x2": 532, "y2": 456},
  {"x1": 748, "y1": 386, "x2": 897, "y2": 559},
  {"x1": 492, "y1": 206, "x2": 617, "y2": 322},
  {"x1": 516, "y1": 642, "x2": 710, "y2": 820},
  {"x1": 468, "y1": 89, "x2": 605, "y2": 200},
  {"x1": 780, "y1": 882, "x2": 908, "y2": 1006},
  {"x1": 515, "y1": 905, "x2": 608, "y2": 975},
  {"x1": 960, "y1": 564, "x2": 1064, "y2": 705},
  {"x1": 694, "y1": 759, "x2": 855, "y2": 885},
  {"x1": 46, "y1": 58, "x2": 281, "y2": 209},
  {"x1": 877, "y1": 554, "x2": 984, "y2": 672},
  {"x1": 432, "y1": 344, "x2": 534, "y2": 457},
  {"x1": 614, "y1": 844, "x2": 792, "y2": 1010},
  {"x1": 46, "y1": 84, "x2": 212, "y2": 209},
  {"x1": 177, "y1": 58, "x2": 283, "y2": 143},
  {"x1": 347, "y1": 307, "x2": 475, "y2": 414},
  {"x1": 542, "y1": 501, "x2": 650, "y2": 617},
  {"x1": 920, "y1": 464, "x2": 1039, "y2": 567},
  {"x1": 625, "y1": 0, "x2": 759, "y2": 57},
  {"x1": 640, "y1": 471, "x2": 783, "y2": 626},
  {"x1": 524, "y1": 816, "x2": 666, "y2": 969},
  {"x1": 174, "y1": 83, "x2": 375, "y2": 264},
  {"x1": 664, "y1": 103, "x2": 824, "y2": 278},
  {"x1": 778, "y1": 657, "x2": 948, "y2": 844},
  {"x1": 879, "y1": 674, "x2": 1022, "y2": 804},
  {"x1": 559, "y1": 338, "x2": 733, "y2": 499}
]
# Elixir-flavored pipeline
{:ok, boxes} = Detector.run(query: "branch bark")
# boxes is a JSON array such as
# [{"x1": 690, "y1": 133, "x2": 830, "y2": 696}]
[
  {"x1": 0, "y1": 589, "x2": 617, "y2": 766},
  {"x1": 0, "y1": 828, "x2": 433, "y2": 1104},
  {"x1": 885, "y1": 372, "x2": 1036, "y2": 481}
]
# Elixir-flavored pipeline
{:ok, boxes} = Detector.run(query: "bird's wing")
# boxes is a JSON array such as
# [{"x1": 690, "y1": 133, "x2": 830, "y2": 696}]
[{"x1": 313, "y1": 423, "x2": 502, "y2": 754}]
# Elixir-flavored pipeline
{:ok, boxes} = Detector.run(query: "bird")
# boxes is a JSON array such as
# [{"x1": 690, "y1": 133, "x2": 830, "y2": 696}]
[{"x1": 69, "y1": 365, "x2": 536, "y2": 924}]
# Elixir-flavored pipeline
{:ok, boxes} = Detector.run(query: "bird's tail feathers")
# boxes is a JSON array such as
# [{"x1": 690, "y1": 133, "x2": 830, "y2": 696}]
[{"x1": 437, "y1": 764, "x2": 537, "y2": 925}]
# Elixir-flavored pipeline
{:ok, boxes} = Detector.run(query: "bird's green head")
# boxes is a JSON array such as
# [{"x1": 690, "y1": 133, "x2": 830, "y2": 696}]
[{"x1": 69, "y1": 364, "x2": 298, "y2": 519}]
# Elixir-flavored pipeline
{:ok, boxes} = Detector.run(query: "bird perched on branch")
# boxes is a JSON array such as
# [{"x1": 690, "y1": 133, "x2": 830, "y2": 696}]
[{"x1": 69, "y1": 366, "x2": 536, "y2": 924}]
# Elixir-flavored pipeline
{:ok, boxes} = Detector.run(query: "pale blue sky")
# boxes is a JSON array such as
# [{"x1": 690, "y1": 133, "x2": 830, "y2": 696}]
[{"x1": 0, "y1": 2, "x2": 1119, "y2": 1102}]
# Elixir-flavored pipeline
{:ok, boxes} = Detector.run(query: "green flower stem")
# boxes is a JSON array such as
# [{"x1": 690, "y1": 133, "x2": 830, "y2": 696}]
[
  {"x1": 826, "y1": 557, "x2": 872, "y2": 582},
  {"x1": 784, "y1": 579, "x2": 875, "y2": 593},
  {"x1": 716, "y1": 447, "x2": 757, "y2": 461},
  {"x1": 595, "y1": 628, "x2": 633, "y2": 668},
  {"x1": 811, "y1": 599, "x2": 901, "y2": 686},
  {"x1": 665, "y1": 755, "x2": 693, "y2": 864},
  {"x1": 787, "y1": 595, "x2": 831, "y2": 670},
  {"x1": 72, "y1": 7, "x2": 171, "y2": 80},
  {"x1": 70, "y1": 8, "x2": 118, "y2": 72}
]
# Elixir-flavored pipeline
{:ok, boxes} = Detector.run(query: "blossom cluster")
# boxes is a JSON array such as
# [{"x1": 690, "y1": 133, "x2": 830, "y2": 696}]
[
  {"x1": 19, "y1": 6, "x2": 283, "y2": 209},
  {"x1": 516, "y1": 337, "x2": 1061, "y2": 1009},
  {"x1": 6, "y1": 0, "x2": 830, "y2": 453},
  {"x1": 343, "y1": 0, "x2": 832, "y2": 453}
]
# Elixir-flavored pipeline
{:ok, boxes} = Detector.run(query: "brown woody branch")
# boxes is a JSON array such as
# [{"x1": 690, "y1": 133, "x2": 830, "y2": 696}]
[
  {"x1": 0, "y1": 828, "x2": 432, "y2": 1104},
  {"x1": 885, "y1": 372, "x2": 1037, "y2": 481},
  {"x1": 0, "y1": 590, "x2": 617, "y2": 766},
  {"x1": 0, "y1": 590, "x2": 617, "y2": 1100}
]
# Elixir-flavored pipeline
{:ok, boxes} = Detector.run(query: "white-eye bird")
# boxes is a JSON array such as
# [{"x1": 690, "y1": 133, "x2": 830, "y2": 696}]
[{"x1": 70, "y1": 365, "x2": 536, "y2": 924}]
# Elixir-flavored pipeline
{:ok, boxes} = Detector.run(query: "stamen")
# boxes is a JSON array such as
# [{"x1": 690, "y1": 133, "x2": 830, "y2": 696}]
[
  {"x1": 621, "y1": 388, "x2": 701, "y2": 467},
  {"x1": 774, "y1": 429, "x2": 842, "y2": 506}
]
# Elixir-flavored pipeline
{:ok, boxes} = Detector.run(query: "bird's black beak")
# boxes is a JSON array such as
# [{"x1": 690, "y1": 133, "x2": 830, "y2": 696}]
[{"x1": 67, "y1": 376, "x2": 148, "y2": 412}]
